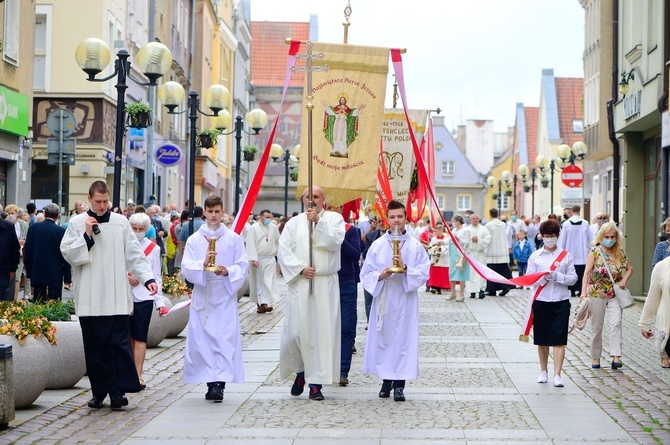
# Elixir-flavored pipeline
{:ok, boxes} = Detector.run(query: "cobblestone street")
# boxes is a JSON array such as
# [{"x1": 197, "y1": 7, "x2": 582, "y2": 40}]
[{"x1": 2, "y1": 278, "x2": 670, "y2": 444}]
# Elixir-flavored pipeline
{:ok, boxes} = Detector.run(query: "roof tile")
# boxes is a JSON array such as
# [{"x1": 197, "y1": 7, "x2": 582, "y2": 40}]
[
  {"x1": 251, "y1": 21, "x2": 310, "y2": 87},
  {"x1": 554, "y1": 77, "x2": 584, "y2": 146}
]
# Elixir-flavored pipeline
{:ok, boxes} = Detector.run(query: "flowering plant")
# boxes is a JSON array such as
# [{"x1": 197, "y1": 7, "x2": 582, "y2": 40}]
[
  {"x1": 162, "y1": 273, "x2": 191, "y2": 297},
  {"x1": 0, "y1": 300, "x2": 58, "y2": 345}
]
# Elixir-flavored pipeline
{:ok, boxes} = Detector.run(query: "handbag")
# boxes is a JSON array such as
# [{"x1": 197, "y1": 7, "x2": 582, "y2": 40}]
[
  {"x1": 568, "y1": 297, "x2": 592, "y2": 333},
  {"x1": 455, "y1": 252, "x2": 466, "y2": 269},
  {"x1": 599, "y1": 246, "x2": 634, "y2": 309}
]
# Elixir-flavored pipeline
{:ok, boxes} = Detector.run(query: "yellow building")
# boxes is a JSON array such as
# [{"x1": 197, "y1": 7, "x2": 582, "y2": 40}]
[{"x1": 484, "y1": 147, "x2": 514, "y2": 220}]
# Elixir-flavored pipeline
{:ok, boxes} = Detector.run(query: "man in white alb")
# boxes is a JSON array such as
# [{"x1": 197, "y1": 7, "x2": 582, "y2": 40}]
[{"x1": 246, "y1": 209, "x2": 280, "y2": 313}]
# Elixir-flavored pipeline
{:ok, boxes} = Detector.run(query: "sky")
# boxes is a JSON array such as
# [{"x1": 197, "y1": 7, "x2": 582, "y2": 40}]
[{"x1": 249, "y1": 0, "x2": 585, "y2": 132}]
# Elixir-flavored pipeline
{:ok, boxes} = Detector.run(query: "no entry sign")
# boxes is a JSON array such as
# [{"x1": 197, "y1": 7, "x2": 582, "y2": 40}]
[{"x1": 561, "y1": 164, "x2": 583, "y2": 188}]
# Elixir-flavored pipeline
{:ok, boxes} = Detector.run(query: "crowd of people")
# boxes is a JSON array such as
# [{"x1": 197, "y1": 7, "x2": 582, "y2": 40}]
[{"x1": 9, "y1": 182, "x2": 670, "y2": 408}]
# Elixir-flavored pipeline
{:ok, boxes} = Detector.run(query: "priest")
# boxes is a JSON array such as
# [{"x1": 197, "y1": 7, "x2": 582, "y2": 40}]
[
  {"x1": 278, "y1": 185, "x2": 345, "y2": 401},
  {"x1": 246, "y1": 209, "x2": 280, "y2": 313}
]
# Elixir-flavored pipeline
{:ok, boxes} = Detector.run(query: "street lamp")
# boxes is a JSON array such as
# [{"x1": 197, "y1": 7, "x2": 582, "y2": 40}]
[
  {"x1": 214, "y1": 108, "x2": 269, "y2": 214},
  {"x1": 486, "y1": 175, "x2": 502, "y2": 214},
  {"x1": 271, "y1": 143, "x2": 300, "y2": 217},
  {"x1": 75, "y1": 38, "x2": 172, "y2": 210},
  {"x1": 535, "y1": 142, "x2": 588, "y2": 215},
  {"x1": 518, "y1": 163, "x2": 537, "y2": 217},
  {"x1": 158, "y1": 81, "x2": 229, "y2": 235}
]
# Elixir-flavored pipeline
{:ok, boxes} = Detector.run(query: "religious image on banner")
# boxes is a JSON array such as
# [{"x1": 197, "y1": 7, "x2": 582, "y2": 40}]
[
  {"x1": 321, "y1": 94, "x2": 366, "y2": 158},
  {"x1": 297, "y1": 42, "x2": 389, "y2": 207},
  {"x1": 378, "y1": 109, "x2": 428, "y2": 205}
]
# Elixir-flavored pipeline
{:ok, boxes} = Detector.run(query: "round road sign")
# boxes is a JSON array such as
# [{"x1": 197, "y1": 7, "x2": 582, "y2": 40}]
[{"x1": 561, "y1": 164, "x2": 583, "y2": 188}]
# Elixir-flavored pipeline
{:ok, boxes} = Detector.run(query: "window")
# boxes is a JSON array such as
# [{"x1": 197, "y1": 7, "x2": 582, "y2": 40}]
[
  {"x1": 441, "y1": 160, "x2": 455, "y2": 176},
  {"x1": 572, "y1": 119, "x2": 583, "y2": 133},
  {"x1": 457, "y1": 195, "x2": 471, "y2": 211},
  {"x1": 436, "y1": 194, "x2": 445, "y2": 209},
  {"x1": 34, "y1": 13, "x2": 48, "y2": 90},
  {"x1": 3, "y1": 0, "x2": 20, "y2": 64}
]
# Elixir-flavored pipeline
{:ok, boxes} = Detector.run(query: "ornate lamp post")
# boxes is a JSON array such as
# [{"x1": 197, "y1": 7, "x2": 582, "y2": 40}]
[
  {"x1": 486, "y1": 175, "x2": 502, "y2": 214},
  {"x1": 214, "y1": 108, "x2": 269, "y2": 214},
  {"x1": 535, "y1": 142, "x2": 588, "y2": 215},
  {"x1": 158, "y1": 81, "x2": 230, "y2": 235},
  {"x1": 518, "y1": 164, "x2": 537, "y2": 217},
  {"x1": 271, "y1": 143, "x2": 300, "y2": 217},
  {"x1": 75, "y1": 38, "x2": 172, "y2": 210}
]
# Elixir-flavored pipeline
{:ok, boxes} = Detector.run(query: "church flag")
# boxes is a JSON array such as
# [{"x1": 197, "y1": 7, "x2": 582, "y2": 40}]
[{"x1": 296, "y1": 42, "x2": 389, "y2": 207}]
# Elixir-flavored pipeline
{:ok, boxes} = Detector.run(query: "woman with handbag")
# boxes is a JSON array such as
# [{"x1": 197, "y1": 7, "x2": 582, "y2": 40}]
[
  {"x1": 580, "y1": 221, "x2": 634, "y2": 370},
  {"x1": 639, "y1": 256, "x2": 670, "y2": 368},
  {"x1": 448, "y1": 215, "x2": 471, "y2": 302}
]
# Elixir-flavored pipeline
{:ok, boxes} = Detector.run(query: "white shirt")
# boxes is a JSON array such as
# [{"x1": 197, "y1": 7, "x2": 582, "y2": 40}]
[{"x1": 527, "y1": 247, "x2": 578, "y2": 302}]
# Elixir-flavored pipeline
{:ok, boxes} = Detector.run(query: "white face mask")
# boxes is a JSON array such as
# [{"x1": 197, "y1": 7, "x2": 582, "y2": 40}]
[
  {"x1": 543, "y1": 237, "x2": 558, "y2": 248},
  {"x1": 7, "y1": 215, "x2": 16, "y2": 223},
  {"x1": 135, "y1": 232, "x2": 146, "y2": 242}
]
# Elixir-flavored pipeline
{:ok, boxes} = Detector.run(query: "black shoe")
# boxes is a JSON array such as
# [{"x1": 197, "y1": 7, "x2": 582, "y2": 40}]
[
  {"x1": 208, "y1": 383, "x2": 224, "y2": 402},
  {"x1": 87, "y1": 395, "x2": 105, "y2": 409},
  {"x1": 339, "y1": 375, "x2": 349, "y2": 386},
  {"x1": 291, "y1": 375, "x2": 305, "y2": 396},
  {"x1": 110, "y1": 394, "x2": 128, "y2": 410},
  {"x1": 612, "y1": 361, "x2": 623, "y2": 370},
  {"x1": 470, "y1": 293, "x2": 476, "y2": 299},
  {"x1": 309, "y1": 386, "x2": 324, "y2": 400},
  {"x1": 379, "y1": 380, "x2": 392, "y2": 398},
  {"x1": 436, "y1": 289, "x2": 442, "y2": 295},
  {"x1": 352, "y1": 344, "x2": 357, "y2": 354},
  {"x1": 205, "y1": 384, "x2": 213, "y2": 400},
  {"x1": 393, "y1": 387, "x2": 406, "y2": 402},
  {"x1": 499, "y1": 289, "x2": 510, "y2": 297},
  {"x1": 430, "y1": 288, "x2": 437, "y2": 294},
  {"x1": 479, "y1": 292, "x2": 486, "y2": 299}
]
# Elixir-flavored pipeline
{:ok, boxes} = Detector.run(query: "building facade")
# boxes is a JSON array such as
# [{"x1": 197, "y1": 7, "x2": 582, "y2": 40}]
[{"x1": 0, "y1": 0, "x2": 35, "y2": 208}]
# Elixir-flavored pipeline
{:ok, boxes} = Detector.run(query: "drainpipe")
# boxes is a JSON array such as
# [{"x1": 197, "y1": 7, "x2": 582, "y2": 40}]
[
  {"x1": 659, "y1": 0, "x2": 670, "y2": 222},
  {"x1": 607, "y1": 0, "x2": 620, "y2": 224}
]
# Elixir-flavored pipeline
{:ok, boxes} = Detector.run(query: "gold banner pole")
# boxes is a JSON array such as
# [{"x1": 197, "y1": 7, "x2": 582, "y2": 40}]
[
  {"x1": 343, "y1": 1, "x2": 351, "y2": 44},
  {"x1": 286, "y1": 39, "x2": 328, "y2": 294}
]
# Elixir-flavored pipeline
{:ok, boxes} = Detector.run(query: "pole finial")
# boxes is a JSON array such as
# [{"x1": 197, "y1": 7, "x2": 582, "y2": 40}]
[{"x1": 343, "y1": 1, "x2": 352, "y2": 44}]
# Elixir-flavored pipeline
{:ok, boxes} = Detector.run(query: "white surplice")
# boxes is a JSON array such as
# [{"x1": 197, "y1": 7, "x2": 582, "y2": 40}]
[
  {"x1": 246, "y1": 221, "x2": 280, "y2": 306},
  {"x1": 181, "y1": 224, "x2": 248, "y2": 384},
  {"x1": 361, "y1": 230, "x2": 429, "y2": 380},
  {"x1": 466, "y1": 223, "x2": 491, "y2": 294},
  {"x1": 278, "y1": 210, "x2": 345, "y2": 384}
]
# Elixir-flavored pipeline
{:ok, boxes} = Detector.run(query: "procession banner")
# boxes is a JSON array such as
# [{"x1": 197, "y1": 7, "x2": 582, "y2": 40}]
[
  {"x1": 379, "y1": 109, "x2": 428, "y2": 206},
  {"x1": 297, "y1": 42, "x2": 389, "y2": 207}
]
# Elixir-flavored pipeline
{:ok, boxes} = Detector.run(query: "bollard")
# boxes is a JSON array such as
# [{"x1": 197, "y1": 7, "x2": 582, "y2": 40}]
[{"x1": 0, "y1": 344, "x2": 14, "y2": 429}]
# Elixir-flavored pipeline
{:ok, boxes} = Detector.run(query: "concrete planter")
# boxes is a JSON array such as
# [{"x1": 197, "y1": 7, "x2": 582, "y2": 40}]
[
  {"x1": 46, "y1": 321, "x2": 86, "y2": 389},
  {"x1": 0, "y1": 335, "x2": 52, "y2": 409},
  {"x1": 165, "y1": 295, "x2": 190, "y2": 338},
  {"x1": 146, "y1": 297, "x2": 172, "y2": 348}
]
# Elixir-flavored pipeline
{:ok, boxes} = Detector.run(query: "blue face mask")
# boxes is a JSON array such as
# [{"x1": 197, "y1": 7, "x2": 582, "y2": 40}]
[
  {"x1": 511, "y1": 216, "x2": 517, "y2": 222},
  {"x1": 602, "y1": 238, "x2": 616, "y2": 248},
  {"x1": 464, "y1": 217, "x2": 471, "y2": 225},
  {"x1": 263, "y1": 219, "x2": 271, "y2": 226}
]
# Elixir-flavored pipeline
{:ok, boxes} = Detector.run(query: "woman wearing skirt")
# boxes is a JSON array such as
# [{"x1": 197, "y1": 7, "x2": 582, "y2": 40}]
[{"x1": 526, "y1": 219, "x2": 577, "y2": 387}]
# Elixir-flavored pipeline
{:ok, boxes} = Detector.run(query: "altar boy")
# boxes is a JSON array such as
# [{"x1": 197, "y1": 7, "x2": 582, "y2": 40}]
[
  {"x1": 180, "y1": 195, "x2": 248, "y2": 402},
  {"x1": 361, "y1": 200, "x2": 430, "y2": 402}
]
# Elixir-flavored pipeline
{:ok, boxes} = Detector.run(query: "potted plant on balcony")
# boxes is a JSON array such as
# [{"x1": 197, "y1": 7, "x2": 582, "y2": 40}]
[
  {"x1": 198, "y1": 129, "x2": 220, "y2": 149},
  {"x1": 125, "y1": 101, "x2": 152, "y2": 128},
  {"x1": 0, "y1": 300, "x2": 57, "y2": 408},
  {"x1": 242, "y1": 145, "x2": 259, "y2": 162},
  {"x1": 504, "y1": 189, "x2": 513, "y2": 197},
  {"x1": 523, "y1": 183, "x2": 531, "y2": 193},
  {"x1": 540, "y1": 177, "x2": 550, "y2": 188},
  {"x1": 492, "y1": 192, "x2": 499, "y2": 200}
]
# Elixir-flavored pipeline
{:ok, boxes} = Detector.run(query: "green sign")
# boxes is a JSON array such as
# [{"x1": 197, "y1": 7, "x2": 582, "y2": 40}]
[{"x1": 0, "y1": 85, "x2": 29, "y2": 136}]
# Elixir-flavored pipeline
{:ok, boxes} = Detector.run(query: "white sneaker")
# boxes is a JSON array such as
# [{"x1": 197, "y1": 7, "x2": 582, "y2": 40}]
[
  {"x1": 536, "y1": 371, "x2": 548, "y2": 383},
  {"x1": 553, "y1": 375, "x2": 564, "y2": 387}
]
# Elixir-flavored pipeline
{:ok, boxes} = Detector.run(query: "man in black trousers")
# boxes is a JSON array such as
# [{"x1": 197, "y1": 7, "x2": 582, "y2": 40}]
[{"x1": 24, "y1": 203, "x2": 71, "y2": 302}]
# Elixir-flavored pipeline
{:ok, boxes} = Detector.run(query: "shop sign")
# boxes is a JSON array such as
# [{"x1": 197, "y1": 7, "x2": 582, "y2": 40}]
[
  {"x1": 154, "y1": 143, "x2": 184, "y2": 167},
  {"x1": 0, "y1": 85, "x2": 29, "y2": 136}
]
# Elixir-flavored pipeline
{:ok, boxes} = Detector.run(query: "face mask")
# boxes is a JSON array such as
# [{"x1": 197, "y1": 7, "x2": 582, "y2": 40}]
[
  {"x1": 7, "y1": 215, "x2": 16, "y2": 223},
  {"x1": 563, "y1": 214, "x2": 569, "y2": 220},
  {"x1": 263, "y1": 219, "x2": 271, "y2": 226},
  {"x1": 464, "y1": 217, "x2": 470, "y2": 225},
  {"x1": 602, "y1": 239, "x2": 616, "y2": 248},
  {"x1": 135, "y1": 232, "x2": 146, "y2": 242},
  {"x1": 543, "y1": 237, "x2": 558, "y2": 248},
  {"x1": 511, "y1": 216, "x2": 517, "y2": 222}
]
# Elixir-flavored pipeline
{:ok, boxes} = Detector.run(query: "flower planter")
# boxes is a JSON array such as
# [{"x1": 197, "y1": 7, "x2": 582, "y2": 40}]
[
  {"x1": 0, "y1": 335, "x2": 52, "y2": 409},
  {"x1": 147, "y1": 297, "x2": 173, "y2": 348},
  {"x1": 504, "y1": 190, "x2": 513, "y2": 197},
  {"x1": 165, "y1": 295, "x2": 190, "y2": 338},
  {"x1": 541, "y1": 179, "x2": 550, "y2": 189},
  {"x1": 46, "y1": 321, "x2": 86, "y2": 389},
  {"x1": 243, "y1": 151, "x2": 256, "y2": 162},
  {"x1": 198, "y1": 134, "x2": 214, "y2": 149},
  {"x1": 523, "y1": 185, "x2": 531, "y2": 193},
  {"x1": 127, "y1": 111, "x2": 152, "y2": 129}
]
